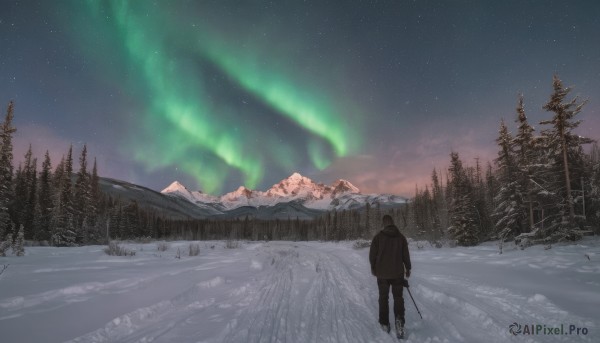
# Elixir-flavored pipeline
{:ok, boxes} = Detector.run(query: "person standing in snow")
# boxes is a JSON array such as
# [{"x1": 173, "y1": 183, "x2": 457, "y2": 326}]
[{"x1": 369, "y1": 214, "x2": 411, "y2": 338}]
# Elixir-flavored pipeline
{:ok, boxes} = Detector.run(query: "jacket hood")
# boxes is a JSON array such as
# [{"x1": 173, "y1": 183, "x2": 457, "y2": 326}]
[{"x1": 381, "y1": 225, "x2": 400, "y2": 237}]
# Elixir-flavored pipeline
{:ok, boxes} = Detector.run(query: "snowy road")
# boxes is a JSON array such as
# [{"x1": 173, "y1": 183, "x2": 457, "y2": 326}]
[{"x1": 0, "y1": 239, "x2": 598, "y2": 342}]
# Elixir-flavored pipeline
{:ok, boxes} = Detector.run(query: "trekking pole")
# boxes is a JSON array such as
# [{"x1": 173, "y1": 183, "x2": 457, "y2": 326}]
[{"x1": 404, "y1": 280, "x2": 423, "y2": 320}]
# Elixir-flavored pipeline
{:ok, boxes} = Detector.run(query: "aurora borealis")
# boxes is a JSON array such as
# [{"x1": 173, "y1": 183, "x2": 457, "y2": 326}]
[
  {"x1": 77, "y1": 0, "x2": 358, "y2": 192},
  {"x1": 2, "y1": 1, "x2": 600, "y2": 195}
]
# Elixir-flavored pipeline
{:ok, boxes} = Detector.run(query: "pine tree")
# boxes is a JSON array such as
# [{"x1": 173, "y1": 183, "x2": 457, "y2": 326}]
[
  {"x1": 0, "y1": 101, "x2": 16, "y2": 240},
  {"x1": 14, "y1": 224, "x2": 25, "y2": 256},
  {"x1": 493, "y1": 120, "x2": 525, "y2": 239},
  {"x1": 123, "y1": 200, "x2": 140, "y2": 239},
  {"x1": 50, "y1": 146, "x2": 76, "y2": 246},
  {"x1": 473, "y1": 157, "x2": 492, "y2": 238},
  {"x1": 84, "y1": 158, "x2": 102, "y2": 244},
  {"x1": 0, "y1": 238, "x2": 10, "y2": 256},
  {"x1": 90, "y1": 158, "x2": 100, "y2": 225},
  {"x1": 13, "y1": 146, "x2": 37, "y2": 240},
  {"x1": 447, "y1": 152, "x2": 479, "y2": 246},
  {"x1": 74, "y1": 145, "x2": 91, "y2": 243},
  {"x1": 13, "y1": 162, "x2": 27, "y2": 226},
  {"x1": 540, "y1": 75, "x2": 594, "y2": 240},
  {"x1": 50, "y1": 156, "x2": 64, "y2": 244},
  {"x1": 430, "y1": 169, "x2": 444, "y2": 240},
  {"x1": 485, "y1": 163, "x2": 498, "y2": 218},
  {"x1": 1, "y1": 232, "x2": 13, "y2": 256},
  {"x1": 513, "y1": 95, "x2": 537, "y2": 231},
  {"x1": 36, "y1": 151, "x2": 53, "y2": 241},
  {"x1": 25, "y1": 157, "x2": 38, "y2": 239},
  {"x1": 62, "y1": 145, "x2": 74, "y2": 222}
]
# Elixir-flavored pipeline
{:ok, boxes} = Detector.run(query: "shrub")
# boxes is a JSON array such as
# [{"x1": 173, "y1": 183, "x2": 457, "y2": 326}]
[
  {"x1": 157, "y1": 242, "x2": 170, "y2": 252},
  {"x1": 0, "y1": 239, "x2": 10, "y2": 257},
  {"x1": 188, "y1": 243, "x2": 200, "y2": 256},
  {"x1": 225, "y1": 240, "x2": 239, "y2": 249},
  {"x1": 352, "y1": 239, "x2": 371, "y2": 249},
  {"x1": 104, "y1": 241, "x2": 136, "y2": 256}
]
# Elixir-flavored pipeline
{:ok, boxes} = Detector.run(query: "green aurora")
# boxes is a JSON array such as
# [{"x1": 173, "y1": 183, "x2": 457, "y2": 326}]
[{"x1": 76, "y1": 1, "x2": 360, "y2": 193}]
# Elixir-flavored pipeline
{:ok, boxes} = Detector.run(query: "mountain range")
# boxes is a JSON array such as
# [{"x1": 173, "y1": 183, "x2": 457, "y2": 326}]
[
  {"x1": 97, "y1": 173, "x2": 406, "y2": 220},
  {"x1": 159, "y1": 172, "x2": 407, "y2": 219}
]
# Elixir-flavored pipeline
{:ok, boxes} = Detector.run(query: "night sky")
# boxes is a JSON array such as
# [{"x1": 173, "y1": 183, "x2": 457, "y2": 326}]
[{"x1": 1, "y1": 1, "x2": 599, "y2": 196}]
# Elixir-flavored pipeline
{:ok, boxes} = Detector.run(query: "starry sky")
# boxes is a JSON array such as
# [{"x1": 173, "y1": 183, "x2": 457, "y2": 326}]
[{"x1": 1, "y1": 1, "x2": 600, "y2": 196}]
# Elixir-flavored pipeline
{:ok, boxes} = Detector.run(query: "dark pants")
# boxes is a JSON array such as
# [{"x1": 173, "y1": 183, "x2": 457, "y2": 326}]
[{"x1": 377, "y1": 278, "x2": 405, "y2": 326}]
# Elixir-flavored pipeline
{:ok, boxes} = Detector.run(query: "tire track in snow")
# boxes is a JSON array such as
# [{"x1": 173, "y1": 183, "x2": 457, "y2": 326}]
[
  {"x1": 223, "y1": 243, "x2": 396, "y2": 343},
  {"x1": 222, "y1": 247, "x2": 297, "y2": 343}
]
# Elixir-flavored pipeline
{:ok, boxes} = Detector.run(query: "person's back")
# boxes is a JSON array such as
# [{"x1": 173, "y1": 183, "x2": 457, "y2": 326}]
[
  {"x1": 370, "y1": 224, "x2": 410, "y2": 279},
  {"x1": 369, "y1": 215, "x2": 411, "y2": 339}
]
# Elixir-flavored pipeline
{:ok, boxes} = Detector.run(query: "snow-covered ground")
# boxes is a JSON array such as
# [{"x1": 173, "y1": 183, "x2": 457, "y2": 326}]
[{"x1": 0, "y1": 238, "x2": 598, "y2": 343}]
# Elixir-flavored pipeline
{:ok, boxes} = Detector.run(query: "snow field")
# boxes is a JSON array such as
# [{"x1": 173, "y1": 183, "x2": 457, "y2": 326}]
[{"x1": 0, "y1": 238, "x2": 599, "y2": 342}]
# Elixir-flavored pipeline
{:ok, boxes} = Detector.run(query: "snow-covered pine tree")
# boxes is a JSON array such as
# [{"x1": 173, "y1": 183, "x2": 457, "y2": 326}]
[
  {"x1": 13, "y1": 162, "x2": 26, "y2": 224},
  {"x1": 25, "y1": 157, "x2": 37, "y2": 240},
  {"x1": 0, "y1": 101, "x2": 16, "y2": 241},
  {"x1": 493, "y1": 120, "x2": 526, "y2": 240},
  {"x1": 0, "y1": 239, "x2": 10, "y2": 256},
  {"x1": 50, "y1": 146, "x2": 77, "y2": 246},
  {"x1": 74, "y1": 145, "x2": 91, "y2": 243},
  {"x1": 52, "y1": 213, "x2": 77, "y2": 247},
  {"x1": 513, "y1": 95, "x2": 537, "y2": 232},
  {"x1": 0, "y1": 232, "x2": 12, "y2": 256},
  {"x1": 413, "y1": 184, "x2": 439, "y2": 241},
  {"x1": 123, "y1": 200, "x2": 140, "y2": 239},
  {"x1": 431, "y1": 168, "x2": 446, "y2": 240},
  {"x1": 89, "y1": 158, "x2": 100, "y2": 227},
  {"x1": 109, "y1": 200, "x2": 124, "y2": 240},
  {"x1": 50, "y1": 156, "x2": 64, "y2": 245},
  {"x1": 35, "y1": 151, "x2": 53, "y2": 242},
  {"x1": 14, "y1": 224, "x2": 25, "y2": 256},
  {"x1": 447, "y1": 152, "x2": 479, "y2": 246},
  {"x1": 13, "y1": 146, "x2": 37, "y2": 240},
  {"x1": 539, "y1": 75, "x2": 594, "y2": 241},
  {"x1": 485, "y1": 163, "x2": 498, "y2": 223},
  {"x1": 62, "y1": 146, "x2": 74, "y2": 230},
  {"x1": 473, "y1": 158, "x2": 493, "y2": 239}
]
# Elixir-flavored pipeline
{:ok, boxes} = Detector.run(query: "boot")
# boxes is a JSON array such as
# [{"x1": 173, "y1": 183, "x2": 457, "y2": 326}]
[
  {"x1": 380, "y1": 323, "x2": 390, "y2": 333},
  {"x1": 395, "y1": 319, "x2": 405, "y2": 339}
]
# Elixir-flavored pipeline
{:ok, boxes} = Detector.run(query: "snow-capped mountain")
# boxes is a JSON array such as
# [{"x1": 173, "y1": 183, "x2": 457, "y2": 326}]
[
  {"x1": 161, "y1": 172, "x2": 406, "y2": 213},
  {"x1": 161, "y1": 180, "x2": 220, "y2": 205}
]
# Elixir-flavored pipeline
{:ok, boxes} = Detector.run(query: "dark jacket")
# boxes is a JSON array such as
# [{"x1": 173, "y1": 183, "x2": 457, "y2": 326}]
[{"x1": 369, "y1": 225, "x2": 411, "y2": 279}]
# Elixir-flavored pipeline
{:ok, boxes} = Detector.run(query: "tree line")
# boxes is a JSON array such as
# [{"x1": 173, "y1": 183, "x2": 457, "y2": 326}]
[
  {"x1": 148, "y1": 203, "x2": 405, "y2": 242},
  {"x1": 406, "y1": 75, "x2": 599, "y2": 246},
  {"x1": 0, "y1": 102, "x2": 106, "y2": 251}
]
